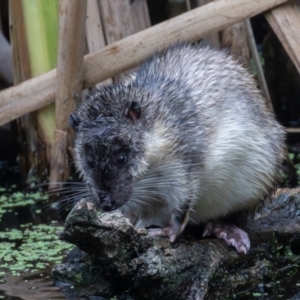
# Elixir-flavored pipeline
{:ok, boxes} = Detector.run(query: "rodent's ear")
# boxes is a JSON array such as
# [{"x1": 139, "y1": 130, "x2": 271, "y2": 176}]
[
  {"x1": 69, "y1": 113, "x2": 81, "y2": 132},
  {"x1": 127, "y1": 101, "x2": 141, "y2": 124}
]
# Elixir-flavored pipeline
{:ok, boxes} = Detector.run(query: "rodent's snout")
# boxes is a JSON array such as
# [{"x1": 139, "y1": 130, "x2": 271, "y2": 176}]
[{"x1": 99, "y1": 194, "x2": 116, "y2": 211}]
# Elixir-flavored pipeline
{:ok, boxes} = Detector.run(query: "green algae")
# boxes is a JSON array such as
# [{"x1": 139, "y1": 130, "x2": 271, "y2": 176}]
[
  {"x1": 0, "y1": 189, "x2": 48, "y2": 220},
  {"x1": 0, "y1": 223, "x2": 73, "y2": 277},
  {"x1": 0, "y1": 187, "x2": 73, "y2": 277}
]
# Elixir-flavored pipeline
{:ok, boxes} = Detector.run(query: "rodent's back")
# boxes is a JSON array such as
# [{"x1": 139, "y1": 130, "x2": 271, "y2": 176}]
[
  {"x1": 129, "y1": 43, "x2": 285, "y2": 223},
  {"x1": 136, "y1": 43, "x2": 283, "y2": 160}
]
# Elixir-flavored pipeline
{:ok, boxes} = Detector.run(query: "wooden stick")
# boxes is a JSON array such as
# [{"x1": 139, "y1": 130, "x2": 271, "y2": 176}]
[
  {"x1": 193, "y1": 0, "x2": 220, "y2": 47},
  {"x1": 245, "y1": 19, "x2": 272, "y2": 109},
  {"x1": 86, "y1": 0, "x2": 111, "y2": 86},
  {"x1": 130, "y1": 0, "x2": 151, "y2": 30},
  {"x1": 86, "y1": 0, "x2": 106, "y2": 53},
  {"x1": 222, "y1": 21, "x2": 250, "y2": 63},
  {"x1": 98, "y1": 0, "x2": 150, "y2": 81},
  {"x1": 49, "y1": 0, "x2": 87, "y2": 188},
  {"x1": 9, "y1": 0, "x2": 37, "y2": 186},
  {"x1": 265, "y1": 0, "x2": 300, "y2": 74},
  {"x1": 0, "y1": 0, "x2": 288, "y2": 126},
  {"x1": 185, "y1": 0, "x2": 191, "y2": 11},
  {"x1": 285, "y1": 128, "x2": 300, "y2": 133}
]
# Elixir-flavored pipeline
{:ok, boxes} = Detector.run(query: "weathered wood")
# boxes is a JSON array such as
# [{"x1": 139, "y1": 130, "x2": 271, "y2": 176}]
[
  {"x1": 86, "y1": 0, "x2": 106, "y2": 53},
  {"x1": 222, "y1": 21, "x2": 250, "y2": 62},
  {"x1": 192, "y1": 0, "x2": 220, "y2": 47},
  {"x1": 285, "y1": 128, "x2": 300, "y2": 133},
  {"x1": 186, "y1": 0, "x2": 192, "y2": 12},
  {"x1": 49, "y1": 0, "x2": 86, "y2": 188},
  {"x1": 86, "y1": 0, "x2": 111, "y2": 86},
  {"x1": 245, "y1": 19, "x2": 272, "y2": 106},
  {"x1": 265, "y1": 0, "x2": 300, "y2": 74},
  {"x1": 9, "y1": 0, "x2": 38, "y2": 186},
  {"x1": 130, "y1": 0, "x2": 151, "y2": 30},
  {"x1": 52, "y1": 188, "x2": 300, "y2": 299},
  {"x1": 99, "y1": 0, "x2": 135, "y2": 43},
  {"x1": 0, "y1": 0, "x2": 288, "y2": 126},
  {"x1": 98, "y1": 0, "x2": 150, "y2": 81},
  {"x1": 9, "y1": 0, "x2": 30, "y2": 84}
]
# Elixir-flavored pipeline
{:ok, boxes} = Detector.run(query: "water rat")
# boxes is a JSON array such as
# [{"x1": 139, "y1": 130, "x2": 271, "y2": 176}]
[{"x1": 69, "y1": 43, "x2": 285, "y2": 254}]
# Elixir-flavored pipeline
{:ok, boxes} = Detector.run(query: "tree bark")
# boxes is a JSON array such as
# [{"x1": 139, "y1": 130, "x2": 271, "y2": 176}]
[
  {"x1": 98, "y1": 0, "x2": 150, "y2": 82},
  {"x1": 49, "y1": 0, "x2": 86, "y2": 190},
  {"x1": 265, "y1": 0, "x2": 300, "y2": 74},
  {"x1": 9, "y1": 0, "x2": 38, "y2": 185},
  {"x1": 52, "y1": 188, "x2": 300, "y2": 299},
  {"x1": 86, "y1": 0, "x2": 112, "y2": 87}
]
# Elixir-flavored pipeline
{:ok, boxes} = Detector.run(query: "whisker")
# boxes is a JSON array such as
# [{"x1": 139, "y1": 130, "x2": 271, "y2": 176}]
[{"x1": 45, "y1": 187, "x2": 87, "y2": 196}]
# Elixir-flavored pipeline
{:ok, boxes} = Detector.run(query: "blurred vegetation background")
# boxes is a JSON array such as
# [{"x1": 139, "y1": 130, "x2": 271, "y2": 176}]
[{"x1": 0, "y1": 0, "x2": 299, "y2": 189}]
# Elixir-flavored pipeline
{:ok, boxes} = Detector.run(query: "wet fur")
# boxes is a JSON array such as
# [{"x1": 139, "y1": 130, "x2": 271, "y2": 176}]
[{"x1": 71, "y1": 43, "x2": 285, "y2": 231}]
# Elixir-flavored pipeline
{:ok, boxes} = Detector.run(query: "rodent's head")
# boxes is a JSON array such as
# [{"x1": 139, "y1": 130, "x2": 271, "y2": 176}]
[{"x1": 70, "y1": 83, "x2": 147, "y2": 211}]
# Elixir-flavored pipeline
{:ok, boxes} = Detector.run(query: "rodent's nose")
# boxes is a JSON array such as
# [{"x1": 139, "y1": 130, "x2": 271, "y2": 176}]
[{"x1": 100, "y1": 194, "x2": 116, "y2": 211}]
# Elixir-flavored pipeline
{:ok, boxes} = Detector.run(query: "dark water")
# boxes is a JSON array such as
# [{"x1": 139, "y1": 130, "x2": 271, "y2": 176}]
[
  {"x1": 0, "y1": 180, "x2": 72, "y2": 300},
  {"x1": 0, "y1": 268, "x2": 68, "y2": 300}
]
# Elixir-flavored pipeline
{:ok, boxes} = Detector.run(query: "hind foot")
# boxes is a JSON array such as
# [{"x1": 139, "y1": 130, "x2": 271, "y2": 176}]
[
  {"x1": 203, "y1": 221, "x2": 250, "y2": 254},
  {"x1": 148, "y1": 208, "x2": 190, "y2": 243},
  {"x1": 147, "y1": 222, "x2": 182, "y2": 243},
  {"x1": 148, "y1": 210, "x2": 190, "y2": 243}
]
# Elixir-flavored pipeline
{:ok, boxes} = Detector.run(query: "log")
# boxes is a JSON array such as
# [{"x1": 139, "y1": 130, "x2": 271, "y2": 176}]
[
  {"x1": 49, "y1": 1, "x2": 87, "y2": 188},
  {"x1": 0, "y1": 0, "x2": 288, "y2": 126},
  {"x1": 52, "y1": 188, "x2": 300, "y2": 299},
  {"x1": 265, "y1": 0, "x2": 300, "y2": 74}
]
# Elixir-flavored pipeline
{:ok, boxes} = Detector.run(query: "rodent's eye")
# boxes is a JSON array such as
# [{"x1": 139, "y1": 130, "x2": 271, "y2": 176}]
[{"x1": 116, "y1": 153, "x2": 127, "y2": 165}]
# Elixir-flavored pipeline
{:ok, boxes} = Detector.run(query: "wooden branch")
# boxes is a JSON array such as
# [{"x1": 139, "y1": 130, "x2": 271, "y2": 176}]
[
  {"x1": 0, "y1": 0, "x2": 288, "y2": 126},
  {"x1": 285, "y1": 128, "x2": 300, "y2": 133},
  {"x1": 9, "y1": 0, "x2": 31, "y2": 84},
  {"x1": 49, "y1": 0, "x2": 87, "y2": 188},
  {"x1": 9, "y1": 0, "x2": 38, "y2": 186},
  {"x1": 265, "y1": 0, "x2": 300, "y2": 74},
  {"x1": 222, "y1": 21, "x2": 250, "y2": 63},
  {"x1": 86, "y1": 0, "x2": 111, "y2": 86},
  {"x1": 186, "y1": 0, "x2": 191, "y2": 11},
  {"x1": 193, "y1": 0, "x2": 220, "y2": 47},
  {"x1": 130, "y1": 0, "x2": 151, "y2": 31},
  {"x1": 98, "y1": 0, "x2": 150, "y2": 81},
  {"x1": 86, "y1": 0, "x2": 106, "y2": 53},
  {"x1": 99, "y1": 0, "x2": 136, "y2": 43},
  {"x1": 245, "y1": 19, "x2": 272, "y2": 109}
]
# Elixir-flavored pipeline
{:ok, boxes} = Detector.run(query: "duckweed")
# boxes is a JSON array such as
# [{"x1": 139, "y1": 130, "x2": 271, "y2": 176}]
[
  {"x1": 0, "y1": 188, "x2": 72, "y2": 277},
  {"x1": 0, "y1": 189, "x2": 48, "y2": 219},
  {"x1": 0, "y1": 223, "x2": 72, "y2": 276}
]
